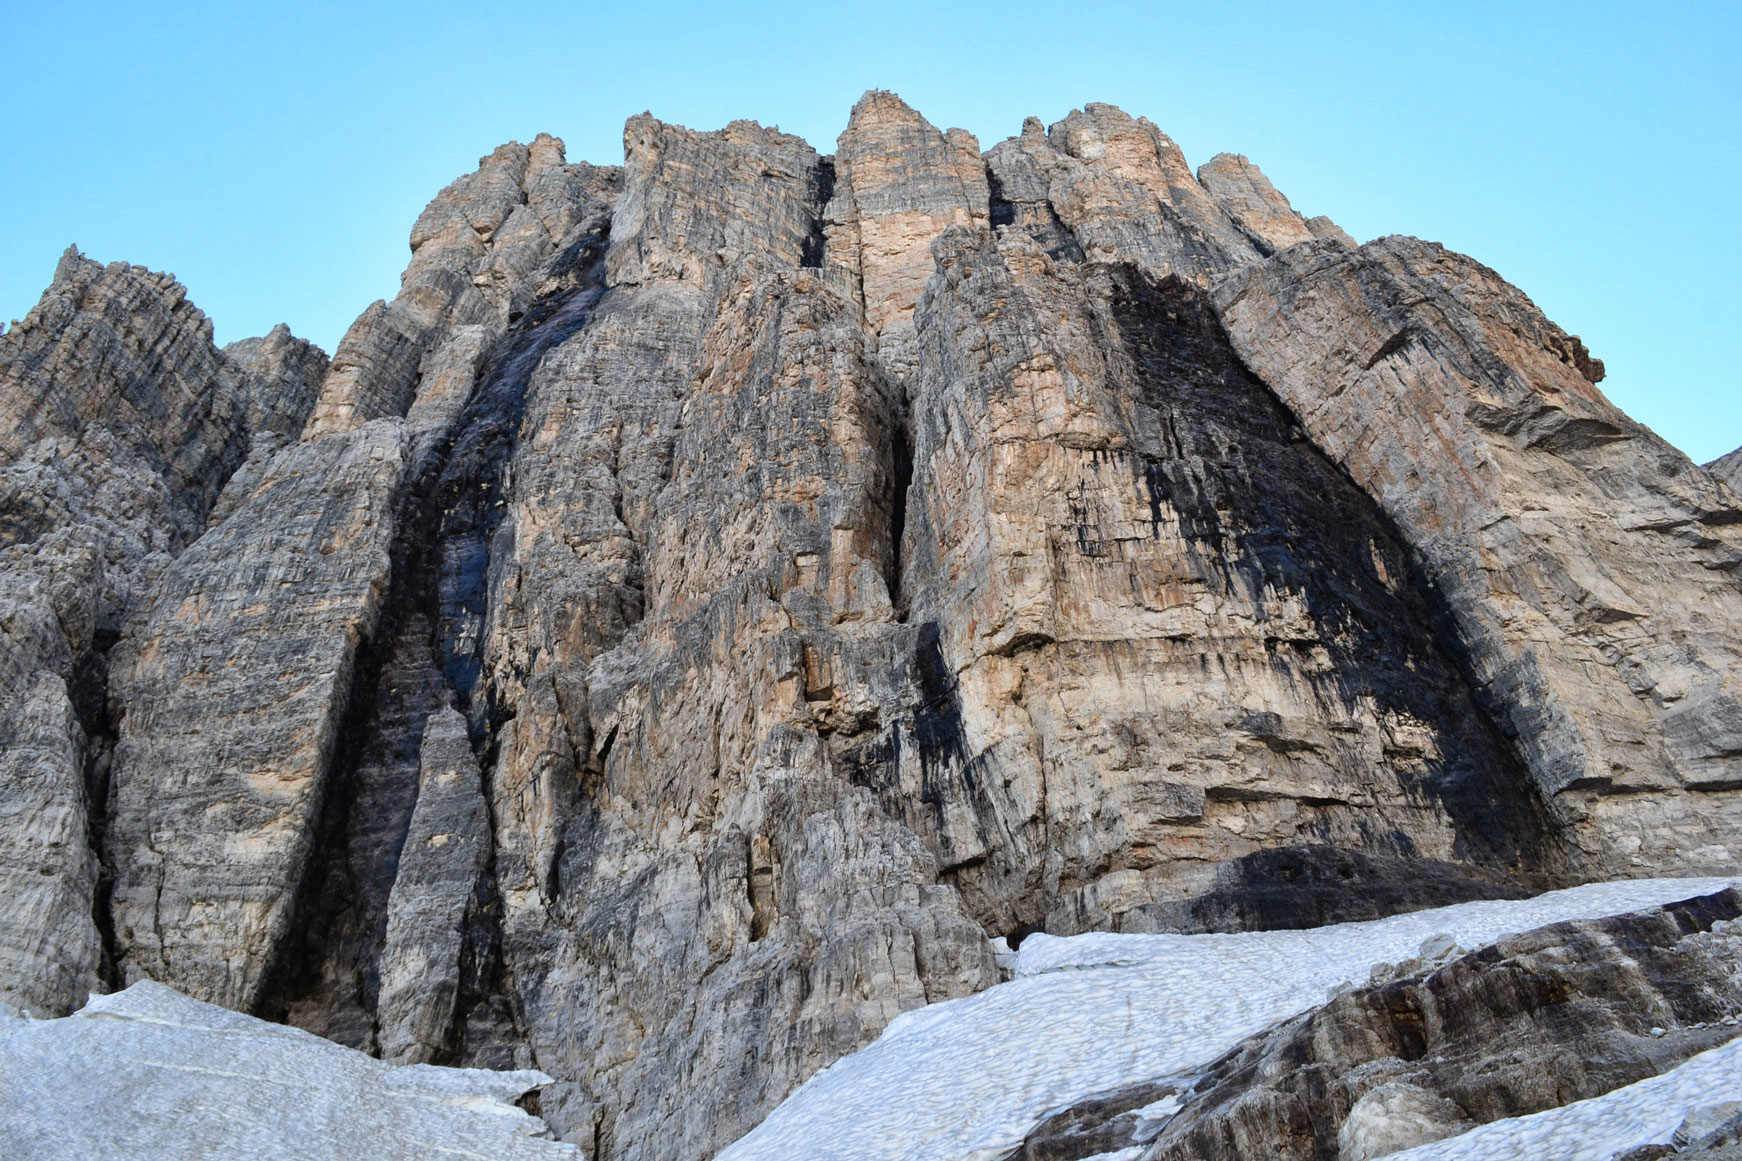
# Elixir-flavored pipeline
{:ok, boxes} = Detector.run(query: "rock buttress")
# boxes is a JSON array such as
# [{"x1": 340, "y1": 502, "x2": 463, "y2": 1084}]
[
  {"x1": 478, "y1": 112, "x2": 995, "y2": 1161},
  {"x1": 0, "y1": 249, "x2": 317, "y2": 1015},
  {"x1": 1215, "y1": 237, "x2": 1742, "y2": 876}
]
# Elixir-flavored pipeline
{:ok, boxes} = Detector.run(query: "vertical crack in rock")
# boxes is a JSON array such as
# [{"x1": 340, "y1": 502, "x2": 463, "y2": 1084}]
[
  {"x1": 440, "y1": 258, "x2": 609, "y2": 725},
  {"x1": 472, "y1": 113, "x2": 1007, "y2": 1158},
  {"x1": 0, "y1": 249, "x2": 326, "y2": 1017},
  {"x1": 69, "y1": 629, "x2": 122, "y2": 989},
  {"x1": 258, "y1": 233, "x2": 610, "y2": 1056},
  {"x1": 799, "y1": 158, "x2": 835, "y2": 269},
  {"x1": 887, "y1": 415, "x2": 914, "y2": 615},
  {"x1": 13, "y1": 96, "x2": 1742, "y2": 1161}
]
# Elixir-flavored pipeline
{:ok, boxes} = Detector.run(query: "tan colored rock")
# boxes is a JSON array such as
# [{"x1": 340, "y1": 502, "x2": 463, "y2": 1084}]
[
  {"x1": 1038, "y1": 104, "x2": 1260, "y2": 282},
  {"x1": 1214, "y1": 236, "x2": 1742, "y2": 874},
  {"x1": 207, "y1": 324, "x2": 332, "y2": 527},
  {"x1": 304, "y1": 136, "x2": 618, "y2": 438},
  {"x1": 224, "y1": 322, "x2": 332, "y2": 443},
  {"x1": 608, "y1": 114, "x2": 824, "y2": 289},
  {"x1": 888, "y1": 224, "x2": 1550, "y2": 938},
  {"x1": 0, "y1": 250, "x2": 250, "y2": 553},
  {"x1": 1195, "y1": 153, "x2": 1321, "y2": 254},
  {"x1": 5, "y1": 91, "x2": 1741, "y2": 1161},
  {"x1": 827, "y1": 91, "x2": 989, "y2": 379},
  {"x1": 472, "y1": 115, "x2": 994, "y2": 1157}
]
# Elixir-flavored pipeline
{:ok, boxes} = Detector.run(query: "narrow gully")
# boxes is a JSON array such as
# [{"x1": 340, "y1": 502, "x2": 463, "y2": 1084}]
[{"x1": 256, "y1": 231, "x2": 610, "y2": 1060}]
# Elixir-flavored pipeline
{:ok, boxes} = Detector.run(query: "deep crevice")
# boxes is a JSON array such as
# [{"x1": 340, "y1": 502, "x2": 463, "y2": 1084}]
[
  {"x1": 255, "y1": 229, "x2": 611, "y2": 1058},
  {"x1": 70, "y1": 628, "x2": 122, "y2": 990},
  {"x1": 799, "y1": 158, "x2": 835, "y2": 269},
  {"x1": 886, "y1": 414, "x2": 913, "y2": 615},
  {"x1": 988, "y1": 171, "x2": 1016, "y2": 228}
]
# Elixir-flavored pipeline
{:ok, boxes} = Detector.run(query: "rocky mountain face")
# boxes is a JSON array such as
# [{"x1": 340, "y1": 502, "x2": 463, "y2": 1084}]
[
  {"x1": 2, "y1": 92, "x2": 1739, "y2": 1161},
  {"x1": 1708, "y1": 447, "x2": 1742, "y2": 493}
]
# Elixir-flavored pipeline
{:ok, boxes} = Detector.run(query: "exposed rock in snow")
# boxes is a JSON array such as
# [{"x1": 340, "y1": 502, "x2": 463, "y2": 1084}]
[
  {"x1": 715, "y1": 878, "x2": 1740, "y2": 1161},
  {"x1": 0, "y1": 981, "x2": 579, "y2": 1161},
  {"x1": 1385, "y1": 1037, "x2": 1742, "y2": 1161},
  {"x1": 1141, "y1": 888, "x2": 1742, "y2": 1160}
]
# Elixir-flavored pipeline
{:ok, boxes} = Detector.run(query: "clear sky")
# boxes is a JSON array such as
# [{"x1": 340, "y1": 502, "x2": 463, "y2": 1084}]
[{"x1": 4, "y1": 1, "x2": 1738, "y2": 460}]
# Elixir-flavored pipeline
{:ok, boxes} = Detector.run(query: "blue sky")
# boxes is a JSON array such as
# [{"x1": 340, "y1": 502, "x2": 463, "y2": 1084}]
[{"x1": 4, "y1": 1, "x2": 1738, "y2": 460}]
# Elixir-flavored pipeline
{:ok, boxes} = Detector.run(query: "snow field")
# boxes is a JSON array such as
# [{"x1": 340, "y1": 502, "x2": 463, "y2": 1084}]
[{"x1": 715, "y1": 877, "x2": 1740, "y2": 1161}]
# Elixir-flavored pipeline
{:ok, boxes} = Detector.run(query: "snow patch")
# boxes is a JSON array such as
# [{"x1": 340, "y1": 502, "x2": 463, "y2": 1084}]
[{"x1": 716, "y1": 877, "x2": 1738, "y2": 1161}]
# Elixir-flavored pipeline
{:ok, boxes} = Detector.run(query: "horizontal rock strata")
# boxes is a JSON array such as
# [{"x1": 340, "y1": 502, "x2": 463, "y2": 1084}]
[
  {"x1": 1, "y1": 90, "x2": 1738, "y2": 1161},
  {"x1": 0, "y1": 250, "x2": 325, "y2": 1016}
]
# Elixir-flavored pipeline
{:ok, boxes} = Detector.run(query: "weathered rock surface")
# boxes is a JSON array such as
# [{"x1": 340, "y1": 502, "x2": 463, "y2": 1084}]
[
  {"x1": 0, "y1": 672, "x2": 96, "y2": 1017},
  {"x1": 473, "y1": 112, "x2": 996, "y2": 1158},
  {"x1": 376, "y1": 706, "x2": 492, "y2": 1063},
  {"x1": 0, "y1": 980, "x2": 578, "y2": 1161},
  {"x1": 1215, "y1": 237, "x2": 1742, "y2": 876},
  {"x1": 3, "y1": 91, "x2": 1740, "y2": 1161},
  {"x1": 1195, "y1": 153, "x2": 1322, "y2": 254},
  {"x1": 102, "y1": 134, "x2": 620, "y2": 1034},
  {"x1": 107, "y1": 420, "x2": 408, "y2": 1010},
  {"x1": 0, "y1": 250, "x2": 323, "y2": 1016},
  {"x1": 827, "y1": 90, "x2": 989, "y2": 380},
  {"x1": 1708, "y1": 447, "x2": 1742, "y2": 493},
  {"x1": 207, "y1": 323, "x2": 330, "y2": 526},
  {"x1": 890, "y1": 224, "x2": 1553, "y2": 941}
]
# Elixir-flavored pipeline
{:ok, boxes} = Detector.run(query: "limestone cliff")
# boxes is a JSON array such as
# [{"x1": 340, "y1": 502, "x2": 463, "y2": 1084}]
[{"x1": 1, "y1": 90, "x2": 1738, "y2": 1161}]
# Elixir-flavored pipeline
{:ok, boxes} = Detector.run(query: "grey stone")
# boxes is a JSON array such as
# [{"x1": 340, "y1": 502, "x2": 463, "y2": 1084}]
[
  {"x1": 1195, "y1": 153, "x2": 1325, "y2": 255},
  {"x1": 1707, "y1": 447, "x2": 1742, "y2": 492},
  {"x1": 1678, "y1": 1104, "x2": 1742, "y2": 1148},
  {"x1": 376, "y1": 707, "x2": 491, "y2": 1063},
  {"x1": 1137, "y1": 889, "x2": 1742, "y2": 1161},
  {"x1": 0, "y1": 249, "x2": 315, "y2": 1017}
]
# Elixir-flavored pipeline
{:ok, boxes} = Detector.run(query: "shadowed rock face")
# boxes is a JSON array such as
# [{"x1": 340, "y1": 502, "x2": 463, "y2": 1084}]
[
  {"x1": 1, "y1": 91, "x2": 1739, "y2": 1161},
  {"x1": 1216, "y1": 238, "x2": 1742, "y2": 876}
]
